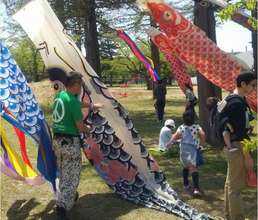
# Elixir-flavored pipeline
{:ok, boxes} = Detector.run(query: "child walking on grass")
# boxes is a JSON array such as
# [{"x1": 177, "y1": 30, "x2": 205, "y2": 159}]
[{"x1": 168, "y1": 111, "x2": 206, "y2": 196}]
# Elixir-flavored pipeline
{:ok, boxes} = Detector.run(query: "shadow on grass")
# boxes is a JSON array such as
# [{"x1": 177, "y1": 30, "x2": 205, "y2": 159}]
[
  {"x1": 70, "y1": 193, "x2": 139, "y2": 220},
  {"x1": 6, "y1": 193, "x2": 139, "y2": 220},
  {"x1": 6, "y1": 199, "x2": 41, "y2": 220}
]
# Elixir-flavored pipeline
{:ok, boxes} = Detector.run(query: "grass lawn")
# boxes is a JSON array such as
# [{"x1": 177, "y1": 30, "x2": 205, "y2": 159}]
[{"x1": 1, "y1": 81, "x2": 257, "y2": 220}]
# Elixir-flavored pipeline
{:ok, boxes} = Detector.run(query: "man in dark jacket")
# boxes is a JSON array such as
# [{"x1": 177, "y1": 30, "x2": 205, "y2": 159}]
[{"x1": 222, "y1": 72, "x2": 256, "y2": 220}]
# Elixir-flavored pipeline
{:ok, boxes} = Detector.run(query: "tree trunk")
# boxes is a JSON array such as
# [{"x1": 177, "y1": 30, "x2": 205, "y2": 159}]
[
  {"x1": 150, "y1": 40, "x2": 160, "y2": 93},
  {"x1": 84, "y1": 0, "x2": 101, "y2": 76},
  {"x1": 32, "y1": 49, "x2": 39, "y2": 82},
  {"x1": 144, "y1": 73, "x2": 152, "y2": 90},
  {"x1": 252, "y1": 3, "x2": 257, "y2": 75},
  {"x1": 194, "y1": 2, "x2": 222, "y2": 145},
  {"x1": 150, "y1": 18, "x2": 160, "y2": 94},
  {"x1": 150, "y1": 18, "x2": 161, "y2": 75},
  {"x1": 53, "y1": 0, "x2": 65, "y2": 26},
  {"x1": 109, "y1": 73, "x2": 113, "y2": 87}
]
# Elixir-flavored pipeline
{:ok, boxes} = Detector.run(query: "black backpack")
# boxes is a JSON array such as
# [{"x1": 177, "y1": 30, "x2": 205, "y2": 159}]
[{"x1": 208, "y1": 94, "x2": 246, "y2": 148}]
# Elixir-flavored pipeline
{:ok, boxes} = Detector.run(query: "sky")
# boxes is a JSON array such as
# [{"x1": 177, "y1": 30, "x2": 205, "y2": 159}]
[
  {"x1": 0, "y1": 2, "x2": 253, "y2": 53},
  {"x1": 216, "y1": 20, "x2": 252, "y2": 53}
]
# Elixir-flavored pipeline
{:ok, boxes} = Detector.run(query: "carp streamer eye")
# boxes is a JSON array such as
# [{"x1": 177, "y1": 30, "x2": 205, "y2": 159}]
[{"x1": 163, "y1": 10, "x2": 172, "y2": 21}]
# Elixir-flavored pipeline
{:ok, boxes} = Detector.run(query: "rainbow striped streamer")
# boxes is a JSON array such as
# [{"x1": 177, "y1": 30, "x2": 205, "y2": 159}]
[
  {"x1": 117, "y1": 30, "x2": 160, "y2": 81},
  {"x1": 0, "y1": 41, "x2": 57, "y2": 190},
  {"x1": 0, "y1": 125, "x2": 45, "y2": 185},
  {"x1": 2, "y1": 107, "x2": 34, "y2": 168}
]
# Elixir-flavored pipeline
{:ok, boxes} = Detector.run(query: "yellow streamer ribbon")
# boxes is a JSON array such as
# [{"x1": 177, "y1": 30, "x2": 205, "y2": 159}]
[{"x1": 0, "y1": 126, "x2": 39, "y2": 178}]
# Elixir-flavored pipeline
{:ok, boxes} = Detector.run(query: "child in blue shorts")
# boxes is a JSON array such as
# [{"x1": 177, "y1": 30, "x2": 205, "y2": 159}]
[{"x1": 168, "y1": 111, "x2": 206, "y2": 195}]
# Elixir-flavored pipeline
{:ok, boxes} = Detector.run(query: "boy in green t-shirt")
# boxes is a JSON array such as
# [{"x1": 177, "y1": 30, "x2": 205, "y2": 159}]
[{"x1": 52, "y1": 71, "x2": 102, "y2": 220}]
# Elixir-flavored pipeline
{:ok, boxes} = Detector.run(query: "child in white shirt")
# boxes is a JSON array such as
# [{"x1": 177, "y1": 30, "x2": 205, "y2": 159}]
[{"x1": 158, "y1": 119, "x2": 176, "y2": 152}]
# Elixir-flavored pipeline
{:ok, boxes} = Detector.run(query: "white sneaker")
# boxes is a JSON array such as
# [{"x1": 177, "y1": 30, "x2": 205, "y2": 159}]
[
  {"x1": 228, "y1": 148, "x2": 238, "y2": 152},
  {"x1": 193, "y1": 188, "x2": 201, "y2": 196}
]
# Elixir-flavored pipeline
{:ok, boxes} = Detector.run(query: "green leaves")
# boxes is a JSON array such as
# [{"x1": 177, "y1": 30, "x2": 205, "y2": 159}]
[
  {"x1": 10, "y1": 38, "x2": 44, "y2": 82},
  {"x1": 242, "y1": 139, "x2": 257, "y2": 154},
  {"x1": 248, "y1": 17, "x2": 258, "y2": 29},
  {"x1": 245, "y1": 0, "x2": 257, "y2": 11},
  {"x1": 218, "y1": 0, "x2": 258, "y2": 30}
]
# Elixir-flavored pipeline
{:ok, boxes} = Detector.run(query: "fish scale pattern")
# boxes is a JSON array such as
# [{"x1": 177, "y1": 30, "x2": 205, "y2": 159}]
[
  {"x1": 12, "y1": 0, "x2": 214, "y2": 217},
  {"x1": 147, "y1": 1, "x2": 257, "y2": 112},
  {"x1": 0, "y1": 41, "x2": 56, "y2": 190},
  {"x1": 79, "y1": 87, "x2": 213, "y2": 220},
  {"x1": 149, "y1": 30, "x2": 193, "y2": 93},
  {"x1": 0, "y1": 43, "x2": 45, "y2": 135}
]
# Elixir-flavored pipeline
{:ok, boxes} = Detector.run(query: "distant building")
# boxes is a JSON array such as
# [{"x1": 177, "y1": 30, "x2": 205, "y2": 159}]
[{"x1": 229, "y1": 51, "x2": 254, "y2": 71}]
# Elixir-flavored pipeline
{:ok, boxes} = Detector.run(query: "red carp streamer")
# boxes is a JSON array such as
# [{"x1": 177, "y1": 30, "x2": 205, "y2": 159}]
[
  {"x1": 146, "y1": 1, "x2": 257, "y2": 111},
  {"x1": 148, "y1": 28, "x2": 193, "y2": 94}
]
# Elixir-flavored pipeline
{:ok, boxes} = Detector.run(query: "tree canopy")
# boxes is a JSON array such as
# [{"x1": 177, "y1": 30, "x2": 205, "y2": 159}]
[
  {"x1": 218, "y1": 0, "x2": 258, "y2": 30},
  {"x1": 1, "y1": 0, "x2": 201, "y2": 85}
]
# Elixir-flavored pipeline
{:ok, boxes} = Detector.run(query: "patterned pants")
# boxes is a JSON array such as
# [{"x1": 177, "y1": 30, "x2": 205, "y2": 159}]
[{"x1": 53, "y1": 136, "x2": 82, "y2": 210}]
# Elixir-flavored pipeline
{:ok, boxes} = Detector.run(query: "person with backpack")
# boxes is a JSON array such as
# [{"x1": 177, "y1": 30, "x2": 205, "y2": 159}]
[
  {"x1": 207, "y1": 72, "x2": 256, "y2": 220},
  {"x1": 185, "y1": 83, "x2": 198, "y2": 121},
  {"x1": 223, "y1": 72, "x2": 256, "y2": 220},
  {"x1": 168, "y1": 110, "x2": 206, "y2": 196},
  {"x1": 206, "y1": 96, "x2": 235, "y2": 151},
  {"x1": 185, "y1": 83, "x2": 198, "y2": 109}
]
